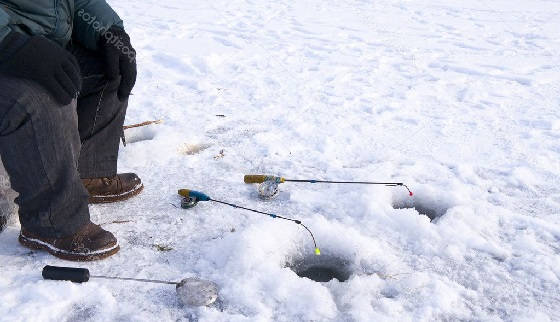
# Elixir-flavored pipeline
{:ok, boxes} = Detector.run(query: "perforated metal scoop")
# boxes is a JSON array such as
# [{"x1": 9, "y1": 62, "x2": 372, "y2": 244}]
[
  {"x1": 42, "y1": 266, "x2": 219, "y2": 307},
  {"x1": 176, "y1": 277, "x2": 219, "y2": 306}
]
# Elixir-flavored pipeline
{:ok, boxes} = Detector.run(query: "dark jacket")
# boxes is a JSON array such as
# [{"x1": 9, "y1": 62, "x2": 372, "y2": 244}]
[{"x1": 0, "y1": 0, "x2": 123, "y2": 50}]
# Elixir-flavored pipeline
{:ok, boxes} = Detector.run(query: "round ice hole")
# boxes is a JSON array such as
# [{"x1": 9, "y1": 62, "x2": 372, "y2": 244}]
[
  {"x1": 297, "y1": 266, "x2": 348, "y2": 282},
  {"x1": 392, "y1": 193, "x2": 450, "y2": 222},
  {"x1": 288, "y1": 255, "x2": 353, "y2": 283}
]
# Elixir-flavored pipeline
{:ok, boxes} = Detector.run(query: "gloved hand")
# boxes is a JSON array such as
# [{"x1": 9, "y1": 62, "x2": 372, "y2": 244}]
[
  {"x1": 0, "y1": 32, "x2": 82, "y2": 106},
  {"x1": 99, "y1": 26, "x2": 137, "y2": 101}
]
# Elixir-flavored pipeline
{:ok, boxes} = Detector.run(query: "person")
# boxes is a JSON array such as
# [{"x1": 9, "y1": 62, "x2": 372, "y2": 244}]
[{"x1": 0, "y1": 0, "x2": 143, "y2": 261}]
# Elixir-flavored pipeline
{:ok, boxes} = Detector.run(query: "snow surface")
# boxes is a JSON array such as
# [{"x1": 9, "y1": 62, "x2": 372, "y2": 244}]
[{"x1": 1, "y1": 0, "x2": 560, "y2": 321}]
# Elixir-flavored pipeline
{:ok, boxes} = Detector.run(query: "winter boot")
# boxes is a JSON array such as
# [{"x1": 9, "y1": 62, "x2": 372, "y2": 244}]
[
  {"x1": 82, "y1": 173, "x2": 143, "y2": 204},
  {"x1": 19, "y1": 222, "x2": 119, "y2": 261}
]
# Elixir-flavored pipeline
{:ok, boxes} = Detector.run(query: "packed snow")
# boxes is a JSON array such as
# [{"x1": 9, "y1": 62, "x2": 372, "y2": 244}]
[{"x1": 1, "y1": 0, "x2": 559, "y2": 321}]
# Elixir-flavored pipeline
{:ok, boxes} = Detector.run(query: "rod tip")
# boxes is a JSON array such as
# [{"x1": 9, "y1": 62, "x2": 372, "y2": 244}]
[
  {"x1": 315, "y1": 248, "x2": 321, "y2": 256},
  {"x1": 409, "y1": 191, "x2": 414, "y2": 197}
]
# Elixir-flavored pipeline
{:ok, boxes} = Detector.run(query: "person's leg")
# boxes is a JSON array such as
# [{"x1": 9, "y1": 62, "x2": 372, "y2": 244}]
[
  {"x1": 0, "y1": 75, "x2": 119, "y2": 260},
  {"x1": 71, "y1": 44, "x2": 127, "y2": 178},
  {"x1": 0, "y1": 158, "x2": 18, "y2": 232},
  {"x1": 70, "y1": 44, "x2": 143, "y2": 203},
  {"x1": 0, "y1": 76, "x2": 89, "y2": 238}
]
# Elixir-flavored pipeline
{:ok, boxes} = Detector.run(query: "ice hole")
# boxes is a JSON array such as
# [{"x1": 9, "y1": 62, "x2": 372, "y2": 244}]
[
  {"x1": 287, "y1": 254, "x2": 353, "y2": 282},
  {"x1": 392, "y1": 193, "x2": 449, "y2": 221}
]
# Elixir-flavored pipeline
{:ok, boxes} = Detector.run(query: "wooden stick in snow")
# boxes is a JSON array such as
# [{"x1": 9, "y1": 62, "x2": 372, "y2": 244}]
[{"x1": 123, "y1": 119, "x2": 163, "y2": 130}]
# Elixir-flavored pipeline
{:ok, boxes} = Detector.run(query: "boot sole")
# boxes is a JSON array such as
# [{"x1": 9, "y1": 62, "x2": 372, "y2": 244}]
[
  {"x1": 18, "y1": 234, "x2": 120, "y2": 261},
  {"x1": 88, "y1": 183, "x2": 144, "y2": 204}
]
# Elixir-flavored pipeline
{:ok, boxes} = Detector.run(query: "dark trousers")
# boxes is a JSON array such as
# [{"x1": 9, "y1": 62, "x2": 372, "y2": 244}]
[{"x1": 0, "y1": 44, "x2": 128, "y2": 238}]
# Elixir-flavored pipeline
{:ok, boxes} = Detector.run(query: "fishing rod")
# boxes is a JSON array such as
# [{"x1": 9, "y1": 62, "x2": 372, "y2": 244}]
[
  {"x1": 244, "y1": 174, "x2": 414, "y2": 199},
  {"x1": 178, "y1": 189, "x2": 321, "y2": 256}
]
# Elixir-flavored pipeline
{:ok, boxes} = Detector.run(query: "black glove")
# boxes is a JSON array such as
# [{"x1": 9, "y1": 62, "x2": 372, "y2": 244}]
[
  {"x1": 99, "y1": 27, "x2": 137, "y2": 101},
  {"x1": 0, "y1": 32, "x2": 82, "y2": 106}
]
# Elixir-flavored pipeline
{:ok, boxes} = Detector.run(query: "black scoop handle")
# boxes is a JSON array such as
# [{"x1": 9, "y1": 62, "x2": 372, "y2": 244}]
[{"x1": 42, "y1": 265, "x2": 90, "y2": 283}]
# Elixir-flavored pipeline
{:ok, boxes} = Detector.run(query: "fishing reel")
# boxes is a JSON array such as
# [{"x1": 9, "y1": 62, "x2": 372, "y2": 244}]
[
  {"x1": 257, "y1": 180, "x2": 280, "y2": 200},
  {"x1": 181, "y1": 196, "x2": 199, "y2": 209},
  {"x1": 178, "y1": 189, "x2": 211, "y2": 209},
  {"x1": 244, "y1": 175, "x2": 284, "y2": 200}
]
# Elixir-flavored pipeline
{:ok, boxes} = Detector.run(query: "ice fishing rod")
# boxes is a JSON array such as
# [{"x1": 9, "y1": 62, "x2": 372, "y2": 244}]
[
  {"x1": 178, "y1": 189, "x2": 321, "y2": 256},
  {"x1": 244, "y1": 174, "x2": 414, "y2": 199}
]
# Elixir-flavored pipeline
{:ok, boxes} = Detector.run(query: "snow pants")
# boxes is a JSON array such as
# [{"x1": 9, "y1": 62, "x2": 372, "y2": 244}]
[{"x1": 0, "y1": 44, "x2": 128, "y2": 237}]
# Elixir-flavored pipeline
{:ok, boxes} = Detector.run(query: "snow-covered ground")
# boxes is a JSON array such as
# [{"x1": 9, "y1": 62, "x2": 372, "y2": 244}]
[{"x1": 1, "y1": 0, "x2": 560, "y2": 321}]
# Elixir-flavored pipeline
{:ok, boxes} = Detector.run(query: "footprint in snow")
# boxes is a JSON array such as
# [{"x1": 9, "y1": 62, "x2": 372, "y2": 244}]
[{"x1": 177, "y1": 143, "x2": 212, "y2": 155}]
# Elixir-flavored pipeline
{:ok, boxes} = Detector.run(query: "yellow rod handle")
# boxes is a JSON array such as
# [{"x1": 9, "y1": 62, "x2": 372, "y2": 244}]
[
  {"x1": 244, "y1": 175, "x2": 267, "y2": 183},
  {"x1": 178, "y1": 189, "x2": 191, "y2": 197},
  {"x1": 244, "y1": 175, "x2": 285, "y2": 184}
]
